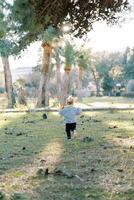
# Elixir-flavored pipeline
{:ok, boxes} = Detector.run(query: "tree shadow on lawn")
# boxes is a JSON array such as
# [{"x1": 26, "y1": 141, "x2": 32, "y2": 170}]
[
  {"x1": 0, "y1": 112, "x2": 50, "y2": 173},
  {"x1": 0, "y1": 112, "x2": 66, "y2": 198},
  {"x1": 0, "y1": 111, "x2": 133, "y2": 200}
]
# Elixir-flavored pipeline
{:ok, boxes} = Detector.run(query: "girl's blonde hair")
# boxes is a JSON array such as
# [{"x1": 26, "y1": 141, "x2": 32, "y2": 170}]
[{"x1": 66, "y1": 96, "x2": 74, "y2": 105}]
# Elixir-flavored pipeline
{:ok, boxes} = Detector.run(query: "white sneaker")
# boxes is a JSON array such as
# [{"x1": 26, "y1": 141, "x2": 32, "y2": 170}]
[{"x1": 73, "y1": 130, "x2": 77, "y2": 135}]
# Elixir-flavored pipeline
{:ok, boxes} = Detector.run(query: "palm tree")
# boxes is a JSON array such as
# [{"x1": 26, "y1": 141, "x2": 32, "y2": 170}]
[
  {"x1": 90, "y1": 66, "x2": 100, "y2": 96},
  {"x1": 76, "y1": 50, "x2": 90, "y2": 90},
  {"x1": 59, "y1": 41, "x2": 75, "y2": 106},
  {"x1": 36, "y1": 26, "x2": 61, "y2": 107},
  {"x1": 52, "y1": 46, "x2": 62, "y2": 100}
]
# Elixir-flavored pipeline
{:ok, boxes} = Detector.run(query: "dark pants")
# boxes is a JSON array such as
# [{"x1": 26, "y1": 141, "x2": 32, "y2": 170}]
[{"x1": 66, "y1": 123, "x2": 76, "y2": 139}]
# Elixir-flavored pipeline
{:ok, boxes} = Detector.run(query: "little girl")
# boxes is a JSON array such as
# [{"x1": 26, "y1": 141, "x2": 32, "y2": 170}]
[{"x1": 59, "y1": 96, "x2": 81, "y2": 140}]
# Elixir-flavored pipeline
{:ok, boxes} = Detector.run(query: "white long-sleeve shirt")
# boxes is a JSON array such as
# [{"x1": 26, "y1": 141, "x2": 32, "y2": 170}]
[{"x1": 59, "y1": 106, "x2": 81, "y2": 123}]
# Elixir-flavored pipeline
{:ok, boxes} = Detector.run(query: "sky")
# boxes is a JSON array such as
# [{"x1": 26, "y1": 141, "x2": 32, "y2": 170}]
[
  {"x1": 1, "y1": 0, "x2": 134, "y2": 70},
  {"x1": 89, "y1": 19, "x2": 134, "y2": 52},
  {"x1": 9, "y1": 17, "x2": 134, "y2": 69},
  {"x1": 9, "y1": 42, "x2": 42, "y2": 69}
]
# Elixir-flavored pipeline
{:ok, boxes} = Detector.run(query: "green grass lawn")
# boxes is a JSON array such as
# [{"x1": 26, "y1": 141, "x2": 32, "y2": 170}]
[
  {"x1": 1, "y1": 96, "x2": 134, "y2": 110},
  {"x1": 0, "y1": 109, "x2": 134, "y2": 200},
  {"x1": 78, "y1": 96, "x2": 134, "y2": 109}
]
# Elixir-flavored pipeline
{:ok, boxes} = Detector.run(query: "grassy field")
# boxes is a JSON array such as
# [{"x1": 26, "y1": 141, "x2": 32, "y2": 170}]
[
  {"x1": 1, "y1": 96, "x2": 134, "y2": 110},
  {"x1": 0, "y1": 108, "x2": 134, "y2": 199}
]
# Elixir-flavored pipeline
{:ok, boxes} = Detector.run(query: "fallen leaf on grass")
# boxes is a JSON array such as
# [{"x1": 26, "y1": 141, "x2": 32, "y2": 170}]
[
  {"x1": 82, "y1": 136, "x2": 94, "y2": 142},
  {"x1": 36, "y1": 168, "x2": 49, "y2": 177},
  {"x1": 117, "y1": 169, "x2": 124, "y2": 172},
  {"x1": 42, "y1": 113, "x2": 48, "y2": 119},
  {"x1": 90, "y1": 168, "x2": 96, "y2": 173},
  {"x1": 54, "y1": 167, "x2": 74, "y2": 178},
  {"x1": 23, "y1": 120, "x2": 35, "y2": 124},
  {"x1": 108, "y1": 125, "x2": 118, "y2": 129},
  {"x1": 0, "y1": 191, "x2": 5, "y2": 199},
  {"x1": 93, "y1": 119, "x2": 101, "y2": 123},
  {"x1": 80, "y1": 115, "x2": 85, "y2": 118}
]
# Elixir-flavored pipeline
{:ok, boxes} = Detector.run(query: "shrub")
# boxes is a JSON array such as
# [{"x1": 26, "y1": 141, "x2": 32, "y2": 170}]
[
  {"x1": 127, "y1": 80, "x2": 134, "y2": 92},
  {"x1": 0, "y1": 87, "x2": 5, "y2": 93},
  {"x1": 121, "y1": 92, "x2": 134, "y2": 97}
]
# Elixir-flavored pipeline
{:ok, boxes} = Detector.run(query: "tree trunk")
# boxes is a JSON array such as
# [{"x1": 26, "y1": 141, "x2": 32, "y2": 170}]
[
  {"x1": 18, "y1": 87, "x2": 27, "y2": 105},
  {"x1": 56, "y1": 62, "x2": 61, "y2": 100},
  {"x1": 36, "y1": 73, "x2": 50, "y2": 107},
  {"x1": 59, "y1": 70, "x2": 71, "y2": 106},
  {"x1": 91, "y1": 68, "x2": 100, "y2": 96},
  {"x1": 36, "y1": 42, "x2": 52, "y2": 107},
  {"x1": 77, "y1": 66, "x2": 83, "y2": 90},
  {"x1": 76, "y1": 66, "x2": 83, "y2": 100},
  {"x1": 1, "y1": 56, "x2": 15, "y2": 108}
]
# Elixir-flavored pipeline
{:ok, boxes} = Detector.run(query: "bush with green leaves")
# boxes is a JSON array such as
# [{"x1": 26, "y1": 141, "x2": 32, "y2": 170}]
[
  {"x1": 126, "y1": 79, "x2": 134, "y2": 92},
  {"x1": 0, "y1": 87, "x2": 5, "y2": 93},
  {"x1": 102, "y1": 74, "x2": 115, "y2": 96}
]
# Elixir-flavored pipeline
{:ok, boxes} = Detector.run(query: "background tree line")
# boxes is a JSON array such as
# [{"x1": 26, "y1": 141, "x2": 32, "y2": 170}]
[{"x1": 11, "y1": 45, "x2": 134, "y2": 101}]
